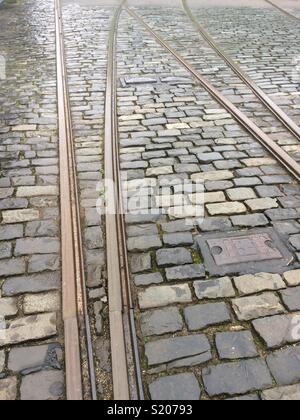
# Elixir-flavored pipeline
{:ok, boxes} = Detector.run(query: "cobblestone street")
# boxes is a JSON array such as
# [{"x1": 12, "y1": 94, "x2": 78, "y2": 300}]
[{"x1": 1, "y1": 0, "x2": 300, "y2": 401}]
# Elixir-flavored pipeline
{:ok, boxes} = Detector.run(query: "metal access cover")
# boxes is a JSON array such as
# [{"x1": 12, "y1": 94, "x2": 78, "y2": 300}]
[{"x1": 197, "y1": 228, "x2": 296, "y2": 276}]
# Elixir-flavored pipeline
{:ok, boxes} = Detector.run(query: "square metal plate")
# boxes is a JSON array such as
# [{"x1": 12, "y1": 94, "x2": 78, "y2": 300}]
[{"x1": 197, "y1": 228, "x2": 296, "y2": 276}]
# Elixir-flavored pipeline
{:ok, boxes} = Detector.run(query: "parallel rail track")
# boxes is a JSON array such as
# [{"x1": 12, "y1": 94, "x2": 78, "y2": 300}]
[
  {"x1": 55, "y1": 0, "x2": 97, "y2": 401},
  {"x1": 55, "y1": 0, "x2": 300, "y2": 400},
  {"x1": 124, "y1": 4, "x2": 300, "y2": 182},
  {"x1": 265, "y1": 0, "x2": 300, "y2": 21},
  {"x1": 105, "y1": 2, "x2": 144, "y2": 401},
  {"x1": 182, "y1": 0, "x2": 300, "y2": 143}
]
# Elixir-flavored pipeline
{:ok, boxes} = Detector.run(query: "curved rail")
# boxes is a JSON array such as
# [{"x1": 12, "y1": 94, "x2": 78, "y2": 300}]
[
  {"x1": 125, "y1": 4, "x2": 300, "y2": 182},
  {"x1": 105, "y1": 2, "x2": 144, "y2": 400},
  {"x1": 55, "y1": 0, "x2": 97, "y2": 401},
  {"x1": 182, "y1": 0, "x2": 300, "y2": 144},
  {"x1": 264, "y1": 0, "x2": 300, "y2": 21}
]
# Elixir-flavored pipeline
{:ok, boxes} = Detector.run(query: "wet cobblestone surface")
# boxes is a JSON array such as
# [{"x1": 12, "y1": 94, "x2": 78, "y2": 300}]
[
  {"x1": 118, "y1": 4, "x2": 300, "y2": 400},
  {"x1": 0, "y1": 0, "x2": 64, "y2": 400}
]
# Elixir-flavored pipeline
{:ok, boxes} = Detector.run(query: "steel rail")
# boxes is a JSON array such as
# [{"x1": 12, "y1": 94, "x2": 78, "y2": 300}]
[
  {"x1": 105, "y1": 2, "x2": 144, "y2": 400},
  {"x1": 55, "y1": 0, "x2": 97, "y2": 400},
  {"x1": 264, "y1": 0, "x2": 300, "y2": 21},
  {"x1": 124, "y1": 5, "x2": 300, "y2": 182},
  {"x1": 182, "y1": 0, "x2": 300, "y2": 144}
]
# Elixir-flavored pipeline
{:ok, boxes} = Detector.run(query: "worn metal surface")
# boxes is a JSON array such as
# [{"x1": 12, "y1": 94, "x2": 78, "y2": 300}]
[{"x1": 197, "y1": 229, "x2": 296, "y2": 276}]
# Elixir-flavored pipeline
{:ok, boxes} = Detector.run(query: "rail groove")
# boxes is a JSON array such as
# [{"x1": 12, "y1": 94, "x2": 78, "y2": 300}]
[
  {"x1": 182, "y1": 0, "x2": 300, "y2": 143},
  {"x1": 265, "y1": 0, "x2": 300, "y2": 21},
  {"x1": 125, "y1": 4, "x2": 300, "y2": 182},
  {"x1": 105, "y1": 2, "x2": 144, "y2": 400},
  {"x1": 55, "y1": 0, "x2": 97, "y2": 401}
]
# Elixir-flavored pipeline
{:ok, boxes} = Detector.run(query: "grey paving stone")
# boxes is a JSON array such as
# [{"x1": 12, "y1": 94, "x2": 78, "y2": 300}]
[
  {"x1": 28, "y1": 254, "x2": 60, "y2": 273},
  {"x1": 20, "y1": 370, "x2": 64, "y2": 400},
  {"x1": 14, "y1": 237, "x2": 59, "y2": 256},
  {"x1": 163, "y1": 232, "x2": 193, "y2": 246},
  {"x1": 149, "y1": 373, "x2": 201, "y2": 401},
  {"x1": 261, "y1": 384, "x2": 300, "y2": 400},
  {"x1": 0, "y1": 242, "x2": 12, "y2": 259},
  {"x1": 231, "y1": 214, "x2": 268, "y2": 227},
  {"x1": 267, "y1": 346, "x2": 300, "y2": 386},
  {"x1": 0, "y1": 198, "x2": 28, "y2": 210},
  {"x1": 0, "y1": 224, "x2": 23, "y2": 240},
  {"x1": 134, "y1": 272, "x2": 163, "y2": 286},
  {"x1": 156, "y1": 247, "x2": 192, "y2": 267},
  {"x1": 161, "y1": 220, "x2": 193, "y2": 233},
  {"x1": 265, "y1": 209, "x2": 300, "y2": 221},
  {"x1": 216, "y1": 331, "x2": 258, "y2": 359},
  {"x1": 0, "y1": 377, "x2": 18, "y2": 400},
  {"x1": 232, "y1": 293, "x2": 285, "y2": 321},
  {"x1": 184, "y1": 302, "x2": 231, "y2": 331},
  {"x1": 127, "y1": 224, "x2": 158, "y2": 237},
  {"x1": 202, "y1": 359, "x2": 273, "y2": 397},
  {"x1": 2, "y1": 272, "x2": 60, "y2": 296},
  {"x1": 255, "y1": 185, "x2": 283, "y2": 198},
  {"x1": 130, "y1": 253, "x2": 152, "y2": 273},
  {"x1": 25, "y1": 220, "x2": 59, "y2": 238},
  {"x1": 139, "y1": 284, "x2": 192, "y2": 309},
  {"x1": 166, "y1": 264, "x2": 205, "y2": 281},
  {"x1": 8, "y1": 343, "x2": 62, "y2": 374},
  {"x1": 280, "y1": 286, "x2": 300, "y2": 311},
  {"x1": 141, "y1": 307, "x2": 183, "y2": 336},
  {"x1": 127, "y1": 235, "x2": 162, "y2": 252},
  {"x1": 290, "y1": 234, "x2": 300, "y2": 251},
  {"x1": 0, "y1": 258, "x2": 26, "y2": 277},
  {"x1": 145, "y1": 334, "x2": 211, "y2": 366},
  {"x1": 252, "y1": 314, "x2": 300, "y2": 349},
  {"x1": 194, "y1": 277, "x2": 235, "y2": 300},
  {"x1": 198, "y1": 217, "x2": 232, "y2": 232}
]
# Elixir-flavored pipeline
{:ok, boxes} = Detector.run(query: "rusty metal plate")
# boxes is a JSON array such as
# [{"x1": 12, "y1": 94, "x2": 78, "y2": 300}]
[
  {"x1": 197, "y1": 228, "x2": 297, "y2": 276},
  {"x1": 207, "y1": 233, "x2": 282, "y2": 266}
]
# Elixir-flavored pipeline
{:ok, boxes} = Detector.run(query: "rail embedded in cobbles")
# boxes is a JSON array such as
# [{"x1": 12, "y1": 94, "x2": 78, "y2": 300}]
[
  {"x1": 0, "y1": 0, "x2": 64, "y2": 400},
  {"x1": 116, "y1": 5, "x2": 300, "y2": 400}
]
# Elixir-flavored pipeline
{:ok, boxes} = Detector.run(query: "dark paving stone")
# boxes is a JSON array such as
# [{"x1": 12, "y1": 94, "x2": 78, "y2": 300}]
[
  {"x1": 166, "y1": 264, "x2": 205, "y2": 281},
  {"x1": 2, "y1": 272, "x2": 60, "y2": 296},
  {"x1": 145, "y1": 334, "x2": 211, "y2": 366},
  {"x1": 130, "y1": 253, "x2": 152, "y2": 274},
  {"x1": 149, "y1": 373, "x2": 201, "y2": 401},
  {"x1": 163, "y1": 232, "x2": 193, "y2": 246},
  {"x1": 141, "y1": 307, "x2": 183, "y2": 336},
  {"x1": 8, "y1": 343, "x2": 62, "y2": 374},
  {"x1": 156, "y1": 247, "x2": 192, "y2": 267},
  {"x1": 216, "y1": 331, "x2": 258, "y2": 359},
  {"x1": 273, "y1": 221, "x2": 300, "y2": 236},
  {"x1": 127, "y1": 235, "x2": 162, "y2": 252},
  {"x1": 255, "y1": 186, "x2": 284, "y2": 198},
  {"x1": 265, "y1": 209, "x2": 300, "y2": 221},
  {"x1": 20, "y1": 370, "x2": 64, "y2": 400},
  {"x1": 0, "y1": 224, "x2": 23, "y2": 240},
  {"x1": 184, "y1": 302, "x2": 231, "y2": 331},
  {"x1": 280, "y1": 286, "x2": 300, "y2": 311},
  {"x1": 203, "y1": 359, "x2": 273, "y2": 397},
  {"x1": 198, "y1": 217, "x2": 232, "y2": 232},
  {"x1": 267, "y1": 346, "x2": 300, "y2": 386}
]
